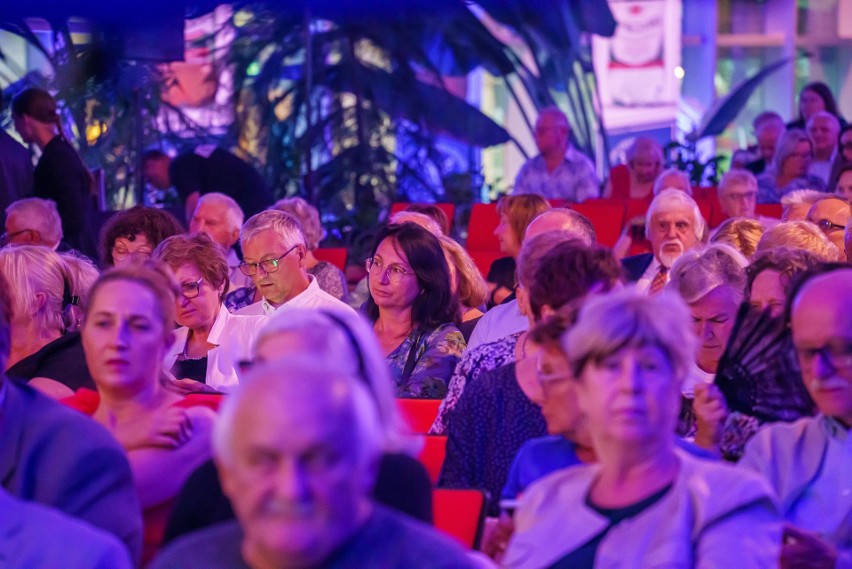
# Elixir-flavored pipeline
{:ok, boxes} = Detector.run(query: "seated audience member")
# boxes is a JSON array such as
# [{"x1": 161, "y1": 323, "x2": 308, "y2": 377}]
[
  {"x1": 834, "y1": 163, "x2": 852, "y2": 201},
  {"x1": 807, "y1": 111, "x2": 841, "y2": 184},
  {"x1": 622, "y1": 189, "x2": 706, "y2": 293},
  {"x1": 232, "y1": 210, "x2": 355, "y2": 316},
  {"x1": 0, "y1": 272, "x2": 143, "y2": 562},
  {"x1": 164, "y1": 308, "x2": 433, "y2": 543},
  {"x1": 433, "y1": 209, "x2": 597, "y2": 434},
  {"x1": 272, "y1": 197, "x2": 349, "y2": 302},
  {"x1": 669, "y1": 244, "x2": 749, "y2": 397},
  {"x1": 757, "y1": 129, "x2": 826, "y2": 204},
  {"x1": 3, "y1": 197, "x2": 63, "y2": 249},
  {"x1": 756, "y1": 220, "x2": 843, "y2": 261},
  {"x1": 746, "y1": 112, "x2": 786, "y2": 175},
  {"x1": 806, "y1": 195, "x2": 851, "y2": 259},
  {"x1": 100, "y1": 206, "x2": 184, "y2": 268},
  {"x1": 365, "y1": 223, "x2": 465, "y2": 398},
  {"x1": 746, "y1": 248, "x2": 821, "y2": 318},
  {"x1": 603, "y1": 137, "x2": 663, "y2": 200},
  {"x1": 494, "y1": 194, "x2": 551, "y2": 260},
  {"x1": 153, "y1": 234, "x2": 267, "y2": 393},
  {"x1": 485, "y1": 256, "x2": 516, "y2": 309},
  {"x1": 781, "y1": 188, "x2": 825, "y2": 221},
  {"x1": 151, "y1": 358, "x2": 478, "y2": 569},
  {"x1": 739, "y1": 267, "x2": 852, "y2": 569},
  {"x1": 188, "y1": 192, "x2": 251, "y2": 292},
  {"x1": 0, "y1": 486, "x2": 134, "y2": 569},
  {"x1": 652, "y1": 167, "x2": 692, "y2": 196},
  {"x1": 847, "y1": 219, "x2": 852, "y2": 260},
  {"x1": 466, "y1": 208, "x2": 596, "y2": 351},
  {"x1": 717, "y1": 169, "x2": 759, "y2": 219},
  {"x1": 788, "y1": 81, "x2": 844, "y2": 131},
  {"x1": 438, "y1": 240, "x2": 623, "y2": 515},
  {"x1": 711, "y1": 218, "x2": 765, "y2": 258},
  {"x1": 512, "y1": 106, "x2": 599, "y2": 202},
  {"x1": 405, "y1": 203, "x2": 452, "y2": 235},
  {"x1": 2, "y1": 246, "x2": 99, "y2": 396},
  {"x1": 504, "y1": 288, "x2": 781, "y2": 568},
  {"x1": 438, "y1": 235, "x2": 489, "y2": 341},
  {"x1": 73, "y1": 263, "x2": 217, "y2": 562}
]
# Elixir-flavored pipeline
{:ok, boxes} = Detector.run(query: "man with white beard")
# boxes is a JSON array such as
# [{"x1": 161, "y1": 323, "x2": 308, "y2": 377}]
[{"x1": 622, "y1": 189, "x2": 705, "y2": 294}]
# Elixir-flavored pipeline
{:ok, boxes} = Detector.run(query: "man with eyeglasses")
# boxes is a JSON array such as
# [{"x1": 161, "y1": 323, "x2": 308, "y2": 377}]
[
  {"x1": 807, "y1": 196, "x2": 851, "y2": 260},
  {"x1": 234, "y1": 210, "x2": 354, "y2": 316},
  {"x1": 2, "y1": 198, "x2": 63, "y2": 249},
  {"x1": 739, "y1": 267, "x2": 852, "y2": 569}
]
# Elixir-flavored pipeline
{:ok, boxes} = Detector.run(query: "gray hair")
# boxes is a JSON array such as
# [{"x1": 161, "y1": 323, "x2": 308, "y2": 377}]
[
  {"x1": 272, "y1": 197, "x2": 325, "y2": 250},
  {"x1": 757, "y1": 220, "x2": 843, "y2": 261},
  {"x1": 652, "y1": 168, "x2": 692, "y2": 196},
  {"x1": 668, "y1": 243, "x2": 748, "y2": 304},
  {"x1": 196, "y1": 193, "x2": 244, "y2": 235},
  {"x1": 527, "y1": 208, "x2": 597, "y2": 245},
  {"x1": 772, "y1": 129, "x2": 812, "y2": 173},
  {"x1": 718, "y1": 169, "x2": 758, "y2": 197},
  {"x1": 781, "y1": 189, "x2": 824, "y2": 208},
  {"x1": 806, "y1": 110, "x2": 841, "y2": 133},
  {"x1": 389, "y1": 211, "x2": 443, "y2": 236},
  {"x1": 213, "y1": 357, "x2": 383, "y2": 472},
  {"x1": 240, "y1": 209, "x2": 305, "y2": 251},
  {"x1": 5, "y1": 198, "x2": 63, "y2": 247},
  {"x1": 252, "y1": 307, "x2": 415, "y2": 455},
  {"x1": 645, "y1": 188, "x2": 706, "y2": 241},
  {"x1": 625, "y1": 137, "x2": 663, "y2": 164},
  {"x1": 564, "y1": 286, "x2": 697, "y2": 387}
]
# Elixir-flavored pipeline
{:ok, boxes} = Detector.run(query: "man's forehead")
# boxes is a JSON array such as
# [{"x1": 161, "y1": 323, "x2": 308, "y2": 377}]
[
  {"x1": 810, "y1": 199, "x2": 851, "y2": 219},
  {"x1": 794, "y1": 272, "x2": 852, "y2": 324},
  {"x1": 653, "y1": 207, "x2": 693, "y2": 222}
]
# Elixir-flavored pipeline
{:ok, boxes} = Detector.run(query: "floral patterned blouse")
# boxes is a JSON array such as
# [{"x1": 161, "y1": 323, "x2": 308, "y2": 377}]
[{"x1": 387, "y1": 323, "x2": 466, "y2": 399}]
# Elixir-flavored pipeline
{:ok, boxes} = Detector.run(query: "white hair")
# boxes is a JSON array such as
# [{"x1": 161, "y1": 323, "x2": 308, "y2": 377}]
[
  {"x1": 645, "y1": 188, "x2": 706, "y2": 241},
  {"x1": 669, "y1": 243, "x2": 748, "y2": 304},
  {"x1": 806, "y1": 110, "x2": 841, "y2": 133},
  {"x1": 240, "y1": 209, "x2": 305, "y2": 251},
  {"x1": 389, "y1": 211, "x2": 443, "y2": 236},
  {"x1": 781, "y1": 189, "x2": 825, "y2": 207},
  {"x1": 5, "y1": 198, "x2": 63, "y2": 247},
  {"x1": 718, "y1": 169, "x2": 758, "y2": 197},
  {"x1": 196, "y1": 193, "x2": 244, "y2": 234},
  {"x1": 652, "y1": 168, "x2": 692, "y2": 196}
]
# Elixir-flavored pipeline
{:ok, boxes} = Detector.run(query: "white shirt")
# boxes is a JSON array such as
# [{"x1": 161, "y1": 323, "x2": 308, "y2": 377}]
[
  {"x1": 235, "y1": 275, "x2": 356, "y2": 317},
  {"x1": 635, "y1": 256, "x2": 666, "y2": 295},
  {"x1": 225, "y1": 248, "x2": 253, "y2": 293},
  {"x1": 466, "y1": 299, "x2": 529, "y2": 351},
  {"x1": 164, "y1": 304, "x2": 267, "y2": 392}
]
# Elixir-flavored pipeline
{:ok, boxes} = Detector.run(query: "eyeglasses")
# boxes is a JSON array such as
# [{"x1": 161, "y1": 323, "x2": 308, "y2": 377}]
[
  {"x1": 366, "y1": 257, "x2": 413, "y2": 284},
  {"x1": 0, "y1": 228, "x2": 39, "y2": 246},
  {"x1": 726, "y1": 191, "x2": 757, "y2": 202},
  {"x1": 180, "y1": 277, "x2": 204, "y2": 299},
  {"x1": 795, "y1": 341, "x2": 852, "y2": 372},
  {"x1": 239, "y1": 245, "x2": 299, "y2": 276},
  {"x1": 814, "y1": 218, "x2": 846, "y2": 234},
  {"x1": 112, "y1": 246, "x2": 152, "y2": 263}
]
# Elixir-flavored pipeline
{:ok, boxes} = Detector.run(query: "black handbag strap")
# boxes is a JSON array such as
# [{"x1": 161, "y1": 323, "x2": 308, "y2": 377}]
[{"x1": 401, "y1": 327, "x2": 426, "y2": 383}]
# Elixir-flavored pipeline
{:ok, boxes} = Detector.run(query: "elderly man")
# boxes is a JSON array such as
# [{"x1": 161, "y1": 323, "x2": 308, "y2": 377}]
[
  {"x1": 747, "y1": 112, "x2": 786, "y2": 176},
  {"x1": 622, "y1": 189, "x2": 705, "y2": 294},
  {"x1": 652, "y1": 168, "x2": 692, "y2": 196},
  {"x1": 807, "y1": 195, "x2": 852, "y2": 259},
  {"x1": 189, "y1": 192, "x2": 251, "y2": 291},
  {"x1": 3, "y1": 198, "x2": 63, "y2": 249},
  {"x1": 513, "y1": 107, "x2": 599, "y2": 202},
  {"x1": 234, "y1": 210, "x2": 354, "y2": 316},
  {"x1": 603, "y1": 137, "x2": 663, "y2": 200},
  {"x1": 151, "y1": 359, "x2": 478, "y2": 569},
  {"x1": 739, "y1": 268, "x2": 852, "y2": 569},
  {"x1": 717, "y1": 169, "x2": 758, "y2": 219},
  {"x1": 807, "y1": 111, "x2": 841, "y2": 184}
]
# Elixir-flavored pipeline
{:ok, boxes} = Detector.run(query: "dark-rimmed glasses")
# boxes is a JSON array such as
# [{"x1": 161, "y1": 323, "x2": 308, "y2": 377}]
[
  {"x1": 239, "y1": 245, "x2": 299, "y2": 276},
  {"x1": 180, "y1": 277, "x2": 205, "y2": 299},
  {"x1": 813, "y1": 218, "x2": 846, "y2": 234}
]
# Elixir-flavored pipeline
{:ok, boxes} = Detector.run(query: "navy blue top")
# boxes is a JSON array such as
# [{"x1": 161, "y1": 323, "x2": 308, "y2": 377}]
[{"x1": 502, "y1": 435, "x2": 582, "y2": 502}]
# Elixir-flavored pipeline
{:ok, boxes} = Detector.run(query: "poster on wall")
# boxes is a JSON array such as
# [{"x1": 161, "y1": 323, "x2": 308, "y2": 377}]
[{"x1": 592, "y1": 0, "x2": 682, "y2": 132}]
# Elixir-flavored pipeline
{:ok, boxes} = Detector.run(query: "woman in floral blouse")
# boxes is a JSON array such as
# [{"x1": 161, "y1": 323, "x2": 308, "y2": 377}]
[{"x1": 364, "y1": 222, "x2": 465, "y2": 398}]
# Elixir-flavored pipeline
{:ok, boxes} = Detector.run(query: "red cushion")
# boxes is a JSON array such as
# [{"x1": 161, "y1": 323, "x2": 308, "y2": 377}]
[
  {"x1": 396, "y1": 398, "x2": 441, "y2": 434},
  {"x1": 433, "y1": 488, "x2": 486, "y2": 549},
  {"x1": 314, "y1": 247, "x2": 348, "y2": 271},
  {"x1": 571, "y1": 199, "x2": 627, "y2": 247},
  {"x1": 466, "y1": 203, "x2": 500, "y2": 251},
  {"x1": 417, "y1": 435, "x2": 447, "y2": 485}
]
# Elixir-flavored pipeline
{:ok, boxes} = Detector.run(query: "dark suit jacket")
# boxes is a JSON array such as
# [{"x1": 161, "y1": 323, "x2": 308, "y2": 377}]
[
  {"x1": 0, "y1": 130, "x2": 33, "y2": 222},
  {"x1": 0, "y1": 380, "x2": 142, "y2": 563},
  {"x1": 621, "y1": 253, "x2": 654, "y2": 282}
]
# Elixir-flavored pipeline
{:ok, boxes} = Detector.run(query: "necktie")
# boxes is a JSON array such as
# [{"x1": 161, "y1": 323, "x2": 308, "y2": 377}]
[{"x1": 649, "y1": 265, "x2": 668, "y2": 295}]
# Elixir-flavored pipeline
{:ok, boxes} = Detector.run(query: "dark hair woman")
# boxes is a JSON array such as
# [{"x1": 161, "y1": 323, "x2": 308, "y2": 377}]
[
  {"x1": 100, "y1": 206, "x2": 184, "y2": 268},
  {"x1": 365, "y1": 222, "x2": 465, "y2": 398}
]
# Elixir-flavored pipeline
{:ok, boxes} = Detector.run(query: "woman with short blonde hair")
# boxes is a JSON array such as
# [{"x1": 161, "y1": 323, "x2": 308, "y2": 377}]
[
  {"x1": 438, "y1": 235, "x2": 488, "y2": 339},
  {"x1": 711, "y1": 218, "x2": 765, "y2": 258},
  {"x1": 756, "y1": 220, "x2": 843, "y2": 261}
]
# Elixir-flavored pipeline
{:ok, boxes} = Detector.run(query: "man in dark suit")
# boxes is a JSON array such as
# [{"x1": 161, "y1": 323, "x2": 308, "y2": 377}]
[
  {"x1": 622, "y1": 189, "x2": 705, "y2": 293},
  {"x1": 0, "y1": 273, "x2": 142, "y2": 562}
]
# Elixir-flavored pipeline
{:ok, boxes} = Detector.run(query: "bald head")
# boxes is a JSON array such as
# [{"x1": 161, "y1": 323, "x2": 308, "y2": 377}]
[{"x1": 524, "y1": 208, "x2": 596, "y2": 245}]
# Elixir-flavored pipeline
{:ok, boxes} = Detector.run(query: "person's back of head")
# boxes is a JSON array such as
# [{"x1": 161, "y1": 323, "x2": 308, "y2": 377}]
[
  {"x1": 4, "y1": 198, "x2": 64, "y2": 248},
  {"x1": 669, "y1": 243, "x2": 749, "y2": 305},
  {"x1": 524, "y1": 208, "x2": 596, "y2": 245},
  {"x1": 405, "y1": 204, "x2": 451, "y2": 236},
  {"x1": 757, "y1": 220, "x2": 843, "y2": 262},
  {"x1": 0, "y1": 271, "x2": 12, "y2": 371},
  {"x1": 710, "y1": 217, "x2": 765, "y2": 258},
  {"x1": 271, "y1": 197, "x2": 325, "y2": 251},
  {"x1": 388, "y1": 211, "x2": 443, "y2": 236}
]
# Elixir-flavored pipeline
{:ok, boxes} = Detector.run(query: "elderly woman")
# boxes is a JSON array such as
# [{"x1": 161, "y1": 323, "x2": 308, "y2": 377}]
[
  {"x1": 438, "y1": 235, "x2": 489, "y2": 341},
  {"x1": 271, "y1": 197, "x2": 348, "y2": 301},
  {"x1": 746, "y1": 247, "x2": 822, "y2": 318},
  {"x1": 100, "y1": 206, "x2": 184, "y2": 268},
  {"x1": 504, "y1": 288, "x2": 781, "y2": 568},
  {"x1": 756, "y1": 220, "x2": 843, "y2": 261},
  {"x1": 757, "y1": 129, "x2": 826, "y2": 204},
  {"x1": 710, "y1": 218, "x2": 765, "y2": 258},
  {"x1": 2, "y1": 246, "x2": 99, "y2": 396},
  {"x1": 153, "y1": 233, "x2": 267, "y2": 393},
  {"x1": 163, "y1": 307, "x2": 433, "y2": 542},
  {"x1": 365, "y1": 222, "x2": 465, "y2": 398},
  {"x1": 69, "y1": 263, "x2": 217, "y2": 563}
]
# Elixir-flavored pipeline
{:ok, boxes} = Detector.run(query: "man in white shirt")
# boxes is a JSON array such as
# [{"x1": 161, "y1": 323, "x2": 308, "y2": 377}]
[
  {"x1": 235, "y1": 210, "x2": 354, "y2": 316},
  {"x1": 188, "y1": 192, "x2": 252, "y2": 292},
  {"x1": 622, "y1": 189, "x2": 705, "y2": 295}
]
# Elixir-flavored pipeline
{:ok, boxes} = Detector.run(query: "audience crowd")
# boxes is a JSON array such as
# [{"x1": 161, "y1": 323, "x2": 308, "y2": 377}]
[{"x1": 0, "y1": 83, "x2": 850, "y2": 568}]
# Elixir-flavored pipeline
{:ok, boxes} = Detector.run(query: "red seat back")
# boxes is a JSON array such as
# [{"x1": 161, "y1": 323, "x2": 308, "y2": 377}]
[
  {"x1": 397, "y1": 399, "x2": 441, "y2": 434},
  {"x1": 468, "y1": 249, "x2": 506, "y2": 280},
  {"x1": 571, "y1": 199, "x2": 626, "y2": 247},
  {"x1": 417, "y1": 435, "x2": 447, "y2": 485},
  {"x1": 466, "y1": 203, "x2": 500, "y2": 251},
  {"x1": 433, "y1": 488, "x2": 487, "y2": 549},
  {"x1": 755, "y1": 203, "x2": 783, "y2": 219},
  {"x1": 314, "y1": 247, "x2": 348, "y2": 270}
]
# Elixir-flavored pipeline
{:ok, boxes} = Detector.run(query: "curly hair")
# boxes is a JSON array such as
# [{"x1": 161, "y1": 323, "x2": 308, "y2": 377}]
[{"x1": 99, "y1": 206, "x2": 184, "y2": 267}]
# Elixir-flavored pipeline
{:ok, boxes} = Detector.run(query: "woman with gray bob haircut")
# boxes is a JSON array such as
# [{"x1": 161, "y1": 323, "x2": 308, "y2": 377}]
[{"x1": 504, "y1": 287, "x2": 781, "y2": 568}]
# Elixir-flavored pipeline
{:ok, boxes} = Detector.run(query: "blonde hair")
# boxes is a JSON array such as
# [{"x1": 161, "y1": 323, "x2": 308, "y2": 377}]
[
  {"x1": 757, "y1": 220, "x2": 843, "y2": 261},
  {"x1": 497, "y1": 194, "x2": 551, "y2": 243},
  {"x1": 669, "y1": 243, "x2": 749, "y2": 304},
  {"x1": 710, "y1": 218, "x2": 765, "y2": 258},
  {"x1": 271, "y1": 197, "x2": 324, "y2": 251},
  {"x1": 439, "y1": 235, "x2": 488, "y2": 309}
]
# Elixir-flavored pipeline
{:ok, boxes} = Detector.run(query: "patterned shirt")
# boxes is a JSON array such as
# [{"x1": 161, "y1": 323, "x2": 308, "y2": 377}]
[
  {"x1": 430, "y1": 332, "x2": 521, "y2": 434},
  {"x1": 309, "y1": 261, "x2": 349, "y2": 302},
  {"x1": 512, "y1": 148, "x2": 600, "y2": 202},
  {"x1": 756, "y1": 172, "x2": 826, "y2": 204},
  {"x1": 387, "y1": 323, "x2": 466, "y2": 399}
]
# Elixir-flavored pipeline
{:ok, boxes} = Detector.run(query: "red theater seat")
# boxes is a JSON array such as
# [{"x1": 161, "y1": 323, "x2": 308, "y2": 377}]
[
  {"x1": 467, "y1": 203, "x2": 500, "y2": 251},
  {"x1": 433, "y1": 489, "x2": 487, "y2": 549},
  {"x1": 756, "y1": 203, "x2": 783, "y2": 219},
  {"x1": 469, "y1": 249, "x2": 505, "y2": 280},
  {"x1": 571, "y1": 199, "x2": 626, "y2": 247},
  {"x1": 314, "y1": 247, "x2": 348, "y2": 270},
  {"x1": 418, "y1": 435, "x2": 447, "y2": 485},
  {"x1": 397, "y1": 398, "x2": 441, "y2": 434}
]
